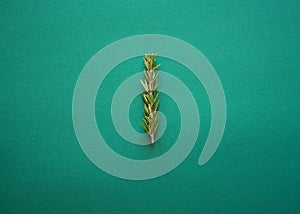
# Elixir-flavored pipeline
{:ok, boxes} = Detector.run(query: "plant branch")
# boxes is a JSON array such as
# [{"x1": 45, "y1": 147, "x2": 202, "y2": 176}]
[{"x1": 141, "y1": 53, "x2": 160, "y2": 144}]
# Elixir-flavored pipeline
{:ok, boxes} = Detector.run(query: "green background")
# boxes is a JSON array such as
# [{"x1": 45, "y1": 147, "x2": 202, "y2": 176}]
[{"x1": 1, "y1": 0, "x2": 299, "y2": 213}]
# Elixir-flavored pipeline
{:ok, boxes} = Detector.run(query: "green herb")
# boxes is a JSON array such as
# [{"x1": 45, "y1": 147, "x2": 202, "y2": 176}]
[{"x1": 140, "y1": 53, "x2": 160, "y2": 144}]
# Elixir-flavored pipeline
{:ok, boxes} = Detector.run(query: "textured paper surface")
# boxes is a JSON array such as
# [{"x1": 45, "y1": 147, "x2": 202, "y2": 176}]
[{"x1": 1, "y1": 0, "x2": 299, "y2": 212}]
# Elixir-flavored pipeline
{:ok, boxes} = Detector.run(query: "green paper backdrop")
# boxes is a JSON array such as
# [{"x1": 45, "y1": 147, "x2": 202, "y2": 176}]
[{"x1": 1, "y1": 0, "x2": 299, "y2": 213}]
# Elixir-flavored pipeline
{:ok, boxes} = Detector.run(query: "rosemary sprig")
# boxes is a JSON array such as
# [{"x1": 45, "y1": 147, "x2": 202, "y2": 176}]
[{"x1": 140, "y1": 53, "x2": 160, "y2": 144}]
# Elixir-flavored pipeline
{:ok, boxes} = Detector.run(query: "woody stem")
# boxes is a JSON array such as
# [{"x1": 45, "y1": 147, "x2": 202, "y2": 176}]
[{"x1": 149, "y1": 70, "x2": 154, "y2": 144}]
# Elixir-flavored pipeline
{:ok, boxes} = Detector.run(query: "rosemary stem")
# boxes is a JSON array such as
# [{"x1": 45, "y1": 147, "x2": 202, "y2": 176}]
[
  {"x1": 150, "y1": 134, "x2": 154, "y2": 144},
  {"x1": 149, "y1": 103, "x2": 154, "y2": 144},
  {"x1": 141, "y1": 54, "x2": 160, "y2": 144}
]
